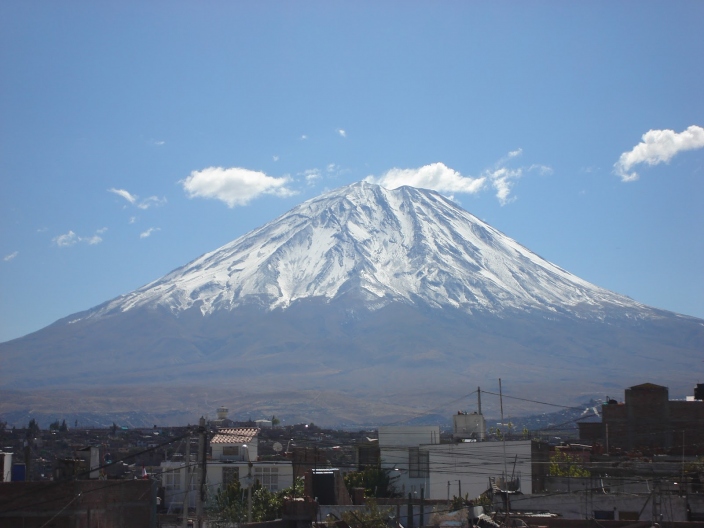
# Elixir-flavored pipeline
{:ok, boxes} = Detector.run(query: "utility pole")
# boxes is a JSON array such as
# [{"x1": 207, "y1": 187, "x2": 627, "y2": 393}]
[
  {"x1": 183, "y1": 433, "x2": 191, "y2": 528},
  {"x1": 243, "y1": 444, "x2": 253, "y2": 523},
  {"x1": 196, "y1": 417, "x2": 207, "y2": 528},
  {"x1": 477, "y1": 387, "x2": 482, "y2": 415}
]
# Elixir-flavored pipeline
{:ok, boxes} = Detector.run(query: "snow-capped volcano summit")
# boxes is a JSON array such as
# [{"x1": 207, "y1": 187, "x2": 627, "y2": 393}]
[
  {"x1": 2, "y1": 183, "x2": 702, "y2": 424},
  {"x1": 90, "y1": 182, "x2": 645, "y2": 321}
]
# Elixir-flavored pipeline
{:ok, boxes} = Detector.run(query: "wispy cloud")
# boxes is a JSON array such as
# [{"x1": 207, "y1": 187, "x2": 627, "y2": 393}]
[
  {"x1": 273, "y1": 155, "x2": 279, "y2": 162},
  {"x1": 137, "y1": 196, "x2": 167, "y2": 210},
  {"x1": 3, "y1": 251, "x2": 18, "y2": 262},
  {"x1": 487, "y1": 167, "x2": 522, "y2": 206},
  {"x1": 182, "y1": 167, "x2": 297, "y2": 207},
  {"x1": 53, "y1": 228, "x2": 106, "y2": 247},
  {"x1": 140, "y1": 227, "x2": 161, "y2": 239},
  {"x1": 337, "y1": 129, "x2": 346, "y2": 138},
  {"x1": 614, "y1": 125, "x2": 704, "y2": 182},
  {"x1": 300, "y1": 134, "x2": 308, "y2": 140},
  {"x1": 508, "y1": 148, "x2": 523, "y2": 158},
  {"x1": 301, "y1": 169, "x2": 322, "y2": 185},
  {"x1": 109, "y1": 188, "x2": 137, "y2": 204},
  {"x1": 53, "y1": 231, "x2": 79, "y2": 247},
  {"x1": 108, "y1": 188, "x2": 166, "y2": 209}
]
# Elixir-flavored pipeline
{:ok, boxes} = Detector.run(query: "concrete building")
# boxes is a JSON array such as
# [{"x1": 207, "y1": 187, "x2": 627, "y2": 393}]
[
  {"x1": 160, "y1": 426, "x2": 294, "y2": 512},
  {"x1": 377, "y1": 425, "x2": 547, "y2": 501}
]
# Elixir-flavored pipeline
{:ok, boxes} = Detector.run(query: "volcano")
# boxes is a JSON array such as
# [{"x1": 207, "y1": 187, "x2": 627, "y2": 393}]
[{"x1": 2, "y1": 182, "x2": 702, "y2": 425}]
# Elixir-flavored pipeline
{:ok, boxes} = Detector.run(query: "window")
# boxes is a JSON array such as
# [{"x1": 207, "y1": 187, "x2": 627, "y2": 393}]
[
  {"x1": 163, "y1": 469, "x2": 181, "y2": 490},
  {"x1": 222, "y1": 467, "x2": 239, "y2": 489},
  {"x1": 254, "y1": 467, "x2": 279, "y2": 491},
  {"x1": 223, "y1": 445, "x2": 240, "y2": 457},
  {"x1": 408, "y1": 448, "x2": 429, "y2": 478}
]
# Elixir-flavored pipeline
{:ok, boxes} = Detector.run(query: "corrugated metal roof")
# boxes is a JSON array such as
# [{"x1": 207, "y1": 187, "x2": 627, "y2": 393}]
[{"x1": 211, "y1": 427, "x2": 259, "y2": 444}]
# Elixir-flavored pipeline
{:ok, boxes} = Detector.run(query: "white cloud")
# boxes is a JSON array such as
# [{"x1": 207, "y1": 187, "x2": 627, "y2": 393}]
[
  {"x1": 365, "y1": 150, "x2": 550, "y2": 206},
  {"x1": 140, "y1": 227, "x2": 161, "y2": 239},
  {"x1": 129, "y1": 216, "x2": 137, "y2": 224},
  {"x1": 365, "y1": 162, "x2": 486, "y2": 195},
  {"x1": 273, "y1": 155, "x2": 279, "y2": 162},
  {"x1": 137, "y1": 196, "x2": 167, "y2": 210},
  {"x1": 109, "y1": 188, "x2": 137, "y2": 204},
  {"x1": 508, "y1": 148, "x2": 523, "y2": 158},
  {"x1": 182, "y1": 166, "x2": 297, "y2": 207},
  {"x1": 53, "y1": 229, "x2": 105, "y2": 247},
  {"x1": 338, "y1": 129, "x2": 346, "y2": 138},
  {"x1": 528, "y1": 164, "x2": 553, "y2": 176},
  {"x1": 614, "y1": 125, "x2": 704, "y2": 182},
  {"x1": 487, "y1": 167, "x2": 522, "y2": 206},
  {"x1": 53, "y1": 231, "x2": 79, "y2": 247},
  {"x1": 3, "y1": 251, "x2": 18, "y2": 262},
  {"x1": 300, "y1": 135, "x2": 308, "y2": 140},
  {"x1": 302, "y1": 169, "x2": 322, "y2": 184},
  {"x1": 109, "y1": 188, "x2": 166, "y2": 209}
]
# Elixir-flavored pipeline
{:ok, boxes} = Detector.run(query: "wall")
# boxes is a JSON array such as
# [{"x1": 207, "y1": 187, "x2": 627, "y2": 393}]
[{"x1": 0, "y1": 480, "x2": 156, "y2": 528}]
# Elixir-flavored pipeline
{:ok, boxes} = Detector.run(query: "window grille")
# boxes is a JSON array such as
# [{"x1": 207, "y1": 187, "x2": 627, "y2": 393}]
[
  {"x1": 408, "y1": 448, "x2": 429, "y2": 478},
  {"x1": 254, "y1": 467, "x2": 279, "y2": 491}
]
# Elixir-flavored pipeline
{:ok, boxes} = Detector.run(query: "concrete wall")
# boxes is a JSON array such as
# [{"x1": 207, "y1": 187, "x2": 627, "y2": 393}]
[
  {"x1": 378, "y1": 426, "x2": 440, "y2": 447},
  {"x1": 512, "y1": 492, "x2": 689, "y2": 522}
]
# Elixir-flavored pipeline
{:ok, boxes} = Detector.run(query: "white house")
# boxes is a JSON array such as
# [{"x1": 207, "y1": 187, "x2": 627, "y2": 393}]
[
  {"x1": 378, "y1": 425, "x2": 534, "y2": 501},
  {"x1": 160, "y1": 427, "x2": 294, "y2": 513}
]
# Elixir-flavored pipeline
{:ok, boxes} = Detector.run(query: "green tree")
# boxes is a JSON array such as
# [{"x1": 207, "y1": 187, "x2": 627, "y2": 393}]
[
  {"x1": 449, "y1": 493, "x2": 470, "y2": 511},
  {"x1": 59, "y1": 419, "x2": 68, "y2": 432},
  {"x1": 548, "y1": 452, "x2": 590, "y2": 477},
  {"x1": 341, "y1": 499, "x2": 394, "y2": 528},
  {"x1": 49, "y1": 420, "x2": 61, "y2": 431},
  {"x1": 271, "y1": 415, "x2": 280, "y2": 427},
  {"x1": 26, "y1": 418, "x2": 40, "y2": 438},
  {"x1": 210, "y1": 477, "x2": 304, "y2": 525},
  {"x1": 344, "y1": 464, "x2": 398, "y2": 498}
]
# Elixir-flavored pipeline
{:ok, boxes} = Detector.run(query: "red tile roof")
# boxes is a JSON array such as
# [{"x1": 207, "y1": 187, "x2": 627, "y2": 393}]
[{"x1": 211, "y1": 427, "x2": 259, "y2": 444}]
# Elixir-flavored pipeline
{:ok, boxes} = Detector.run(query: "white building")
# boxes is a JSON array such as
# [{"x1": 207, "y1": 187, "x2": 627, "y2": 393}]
[
  {"x1": 378, "y1": 425, "x2": 534, "y2": 501},
  {"x1": 160, "y1": 427, "x2": 294, "y2": 512}
]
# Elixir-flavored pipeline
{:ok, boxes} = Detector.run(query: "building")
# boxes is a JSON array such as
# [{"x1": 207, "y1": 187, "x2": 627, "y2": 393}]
[
  {"x1": 578, "y1": 382, "x2": 704, "y2": 453},
  {"x1": 377, "y1": 425, "x2": 547, "y2": 501},
  {"x1": 160, "y1": 426, "x2": 294, "y2": 512}
]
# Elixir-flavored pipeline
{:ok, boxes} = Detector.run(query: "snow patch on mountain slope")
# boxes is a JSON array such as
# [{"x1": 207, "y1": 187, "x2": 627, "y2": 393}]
[{"x1": 86, "y1": 182, "x2": 652, "y2": 322}]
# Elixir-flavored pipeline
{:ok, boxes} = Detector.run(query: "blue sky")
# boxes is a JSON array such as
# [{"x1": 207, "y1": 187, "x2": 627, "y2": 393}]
[{"x1": 1, "y1": 2, "x2": 703, "y2": 343}]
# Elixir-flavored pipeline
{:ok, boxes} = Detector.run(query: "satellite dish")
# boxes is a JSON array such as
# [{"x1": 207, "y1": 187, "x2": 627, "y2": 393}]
[{"x1": 273, "y1": 442, "x2": 283, "y2": 453}]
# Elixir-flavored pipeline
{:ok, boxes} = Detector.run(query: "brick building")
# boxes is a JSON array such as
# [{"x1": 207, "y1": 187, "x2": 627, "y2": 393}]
[{"x1": 578, "y1": 382, "x2": 704, "y2": 453}]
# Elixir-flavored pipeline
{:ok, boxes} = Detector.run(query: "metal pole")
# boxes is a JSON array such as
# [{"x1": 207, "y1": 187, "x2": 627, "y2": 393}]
[
  {"x1": 196, "y1": 417, "x2": 206, "y2": 528},
  {"x1": 420, "y1": 488, "x2": 425, "y2": 528},
  {"x1": 183, "y1": 433, "x2": 191, "y2": 528},
  {"x1": 245, "y1": 445, "x2": 253, "y2": 523},
  {"x1": 499, "y1": 379, "x2": 508, "y2": 480}
]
